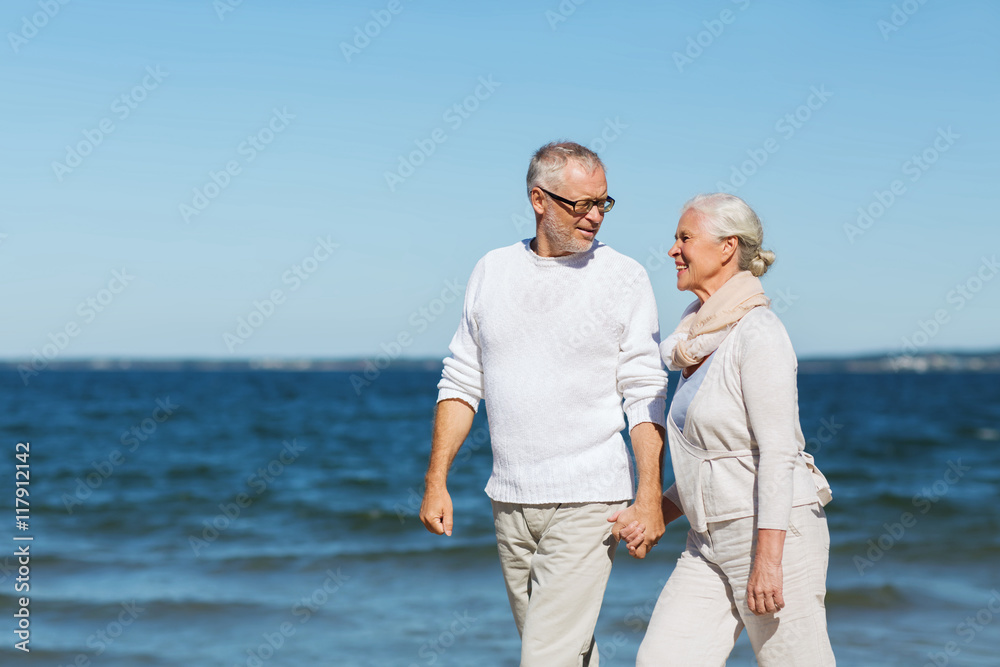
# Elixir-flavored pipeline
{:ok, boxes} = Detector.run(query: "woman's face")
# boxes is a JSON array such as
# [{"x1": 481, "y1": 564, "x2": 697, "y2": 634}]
[{"x1": 668, "y1": 208, "x2": 734, "y2": 301}]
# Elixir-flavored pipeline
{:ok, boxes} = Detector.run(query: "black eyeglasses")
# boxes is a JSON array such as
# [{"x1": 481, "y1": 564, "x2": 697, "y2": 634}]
[{"x1": 538, "y1": 188, "x2": 615, "y2": 215}]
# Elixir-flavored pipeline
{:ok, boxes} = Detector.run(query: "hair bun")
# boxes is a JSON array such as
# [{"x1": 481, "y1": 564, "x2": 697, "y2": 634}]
[{"x1": 749, "y1": 249, "x2": 776, "y2": 277}]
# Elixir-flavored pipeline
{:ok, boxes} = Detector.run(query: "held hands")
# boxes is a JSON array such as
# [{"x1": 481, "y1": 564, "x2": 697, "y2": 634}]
[
  {"x1": 609, "y1": 495, "x2": 684, "y2": 559},
  {"x1": 419, "y1": 484, "x2": 454, "y2": 536},
  {"x1": 616, "y1": 517, "x2": 647, "y2": 557},
  {"x1": 608, "y1": 497, "x2": 665, "y2": 559}
]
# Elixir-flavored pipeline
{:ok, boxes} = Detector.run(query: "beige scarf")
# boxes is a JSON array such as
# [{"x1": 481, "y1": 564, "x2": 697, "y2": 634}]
[{"x1": 661, "y1": 271, "x2": 770, "y2": 371}]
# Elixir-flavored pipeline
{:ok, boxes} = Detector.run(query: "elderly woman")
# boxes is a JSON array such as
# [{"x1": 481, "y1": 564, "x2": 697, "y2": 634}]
[{"x1": 620, "y1": 193, "x2": 835, "y2": 665}]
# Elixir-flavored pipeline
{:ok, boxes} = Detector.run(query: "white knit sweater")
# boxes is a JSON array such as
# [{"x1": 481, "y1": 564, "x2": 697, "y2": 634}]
[{"x1": 437, "y1": 239, "x2": 669, "y2": 504}]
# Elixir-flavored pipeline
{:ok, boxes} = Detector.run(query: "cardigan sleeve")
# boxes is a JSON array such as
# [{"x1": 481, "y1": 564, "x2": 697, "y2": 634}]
[{"x1": 739, "y1": 309, "x2": 800, "y2": 531}]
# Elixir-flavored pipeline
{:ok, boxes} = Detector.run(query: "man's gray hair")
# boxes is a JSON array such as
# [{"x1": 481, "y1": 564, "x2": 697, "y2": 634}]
[
  {"x1": 682, "y1": 193, "x2": 776, "y2": 277},
  {"x1": 526, "y1": 141, "x2": 605, "y2": 196}
]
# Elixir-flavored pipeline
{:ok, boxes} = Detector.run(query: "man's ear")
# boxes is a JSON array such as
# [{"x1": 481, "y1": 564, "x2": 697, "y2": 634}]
[{"x1": 530, "y1": 187, "x2": 546, "y2": 217}]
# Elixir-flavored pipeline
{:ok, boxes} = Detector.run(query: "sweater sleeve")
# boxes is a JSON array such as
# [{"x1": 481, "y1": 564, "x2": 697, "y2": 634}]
[
  {"x1": 617, "y1": 271, "x2": 669, "y2": 430},
  {"x1": 437, "y1": 258, "x2": 486, "y2": 412},
  {"x1": 739, "y1": 310, "x2": 800, "y2": 531}
]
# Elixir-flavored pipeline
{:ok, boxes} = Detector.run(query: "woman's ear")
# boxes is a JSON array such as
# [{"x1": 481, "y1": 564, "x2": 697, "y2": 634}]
[{"x1": 721, "y1": 236, "x2": 739, "y2": 264}]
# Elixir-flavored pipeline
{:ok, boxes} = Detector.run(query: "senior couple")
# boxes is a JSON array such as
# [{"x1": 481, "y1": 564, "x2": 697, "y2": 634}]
[{"x1": 419, "y1": 141, "x2": 835, "y2": 666}]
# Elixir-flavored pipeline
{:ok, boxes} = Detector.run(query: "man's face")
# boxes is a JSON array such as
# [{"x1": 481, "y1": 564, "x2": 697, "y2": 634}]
[{"x1": 532, "y1": 161, "x2": 608, "y2": 257}]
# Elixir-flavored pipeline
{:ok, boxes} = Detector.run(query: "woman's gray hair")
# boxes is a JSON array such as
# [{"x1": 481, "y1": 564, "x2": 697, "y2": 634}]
[
  {"x1": 526, "y1": 141, "x2": 605, "y2": 195},
  {"x1": 682, "y1": 193, "x2": 776, "y2": 277}
]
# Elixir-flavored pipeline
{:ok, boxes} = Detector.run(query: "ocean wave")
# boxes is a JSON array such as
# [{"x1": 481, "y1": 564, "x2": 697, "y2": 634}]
[
  {"x1": 203, "y1": 537, "x2": 500, "y2": 564},
  {"x1": 825, "y1": 584, "x2": 907, "y2": 608},
  {"x1": 0, "y1": 590, "x2": 276, "y2": 617}
]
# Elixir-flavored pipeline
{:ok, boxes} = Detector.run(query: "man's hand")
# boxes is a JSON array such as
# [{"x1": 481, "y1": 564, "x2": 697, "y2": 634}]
[
  {"x1": 419, "y1": 399, "x2": 475, "y2": 538},
  {"x1": 419, "y1": 484, "x2": 454, "y2": 536},
  {"x1": 611, "y1": 494, "x2": 683, "y2": 558},
  {"x1": 609, "y1": 498, "x2": 664, "y2": 558},
  {"x1": 613, "y1": 422, "x2": 667, "y2": 558}
]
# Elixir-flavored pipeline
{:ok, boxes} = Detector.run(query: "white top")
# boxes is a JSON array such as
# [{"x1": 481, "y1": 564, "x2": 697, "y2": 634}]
[
  {"x1": 438, "y1": 239, "x2": 669, "y2": 504},
  {"x1": 662, "y1": 307, "x2": 831, "y2": 532},
  {"x1": 669, "y1": 353, "x2": 715, "y2": 432}
]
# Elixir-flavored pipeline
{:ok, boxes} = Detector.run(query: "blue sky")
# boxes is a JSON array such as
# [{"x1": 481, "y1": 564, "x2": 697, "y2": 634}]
[{"x1": 3, "y1": 0, "x2": 998, "y2": 361}]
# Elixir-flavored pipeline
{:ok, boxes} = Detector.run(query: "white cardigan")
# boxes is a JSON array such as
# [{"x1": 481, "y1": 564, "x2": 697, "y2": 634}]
[{"x1": 663, "y1": 307, "x2": 831, "y2": 532}]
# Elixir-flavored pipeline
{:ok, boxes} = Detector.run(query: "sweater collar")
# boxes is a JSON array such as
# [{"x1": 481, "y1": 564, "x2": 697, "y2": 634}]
[{"x1": 521, "y1": 238, "x2": 600, "y2": 267}]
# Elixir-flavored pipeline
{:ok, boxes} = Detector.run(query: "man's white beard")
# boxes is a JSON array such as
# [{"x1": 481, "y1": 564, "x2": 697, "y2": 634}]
[{"x1": 539, "y1": 207, "x2": 593, "y2": 255}]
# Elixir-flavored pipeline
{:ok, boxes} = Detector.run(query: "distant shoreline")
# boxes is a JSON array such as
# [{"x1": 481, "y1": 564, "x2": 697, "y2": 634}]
[{"x1": 1, "y1": 351, "x2": 998, "y2": 374}]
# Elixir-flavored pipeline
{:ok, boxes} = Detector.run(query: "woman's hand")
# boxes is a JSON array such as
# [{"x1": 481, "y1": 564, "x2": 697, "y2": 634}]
[
  {"x1": 747, "y1": 528, "x2": 786, "y2": 615},
  {"x1": 609, "y1": 495, "x2": 685, "y2": 557},
  {"x1": 609, "y1": 513, "x2": 647, "y2": 556},
  {"x1": 619, "y1": 519, "x2": 645, "y2": 552}
]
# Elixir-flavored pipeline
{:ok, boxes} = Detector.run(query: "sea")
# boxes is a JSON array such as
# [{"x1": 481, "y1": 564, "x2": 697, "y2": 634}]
[{"x1": 1, "y1": 367, "x2": 999, "y2": 666}]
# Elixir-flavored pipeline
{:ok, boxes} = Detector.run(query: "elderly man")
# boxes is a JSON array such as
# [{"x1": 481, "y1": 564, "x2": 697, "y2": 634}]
[{"x1": 419, "y1": 141, "x2": 668, "y2": 666}]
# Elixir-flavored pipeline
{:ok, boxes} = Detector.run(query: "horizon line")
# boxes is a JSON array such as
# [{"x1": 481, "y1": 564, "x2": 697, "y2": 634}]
[{"x1": 2, "y1": 348, "x2": 999, "y2": 369}]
